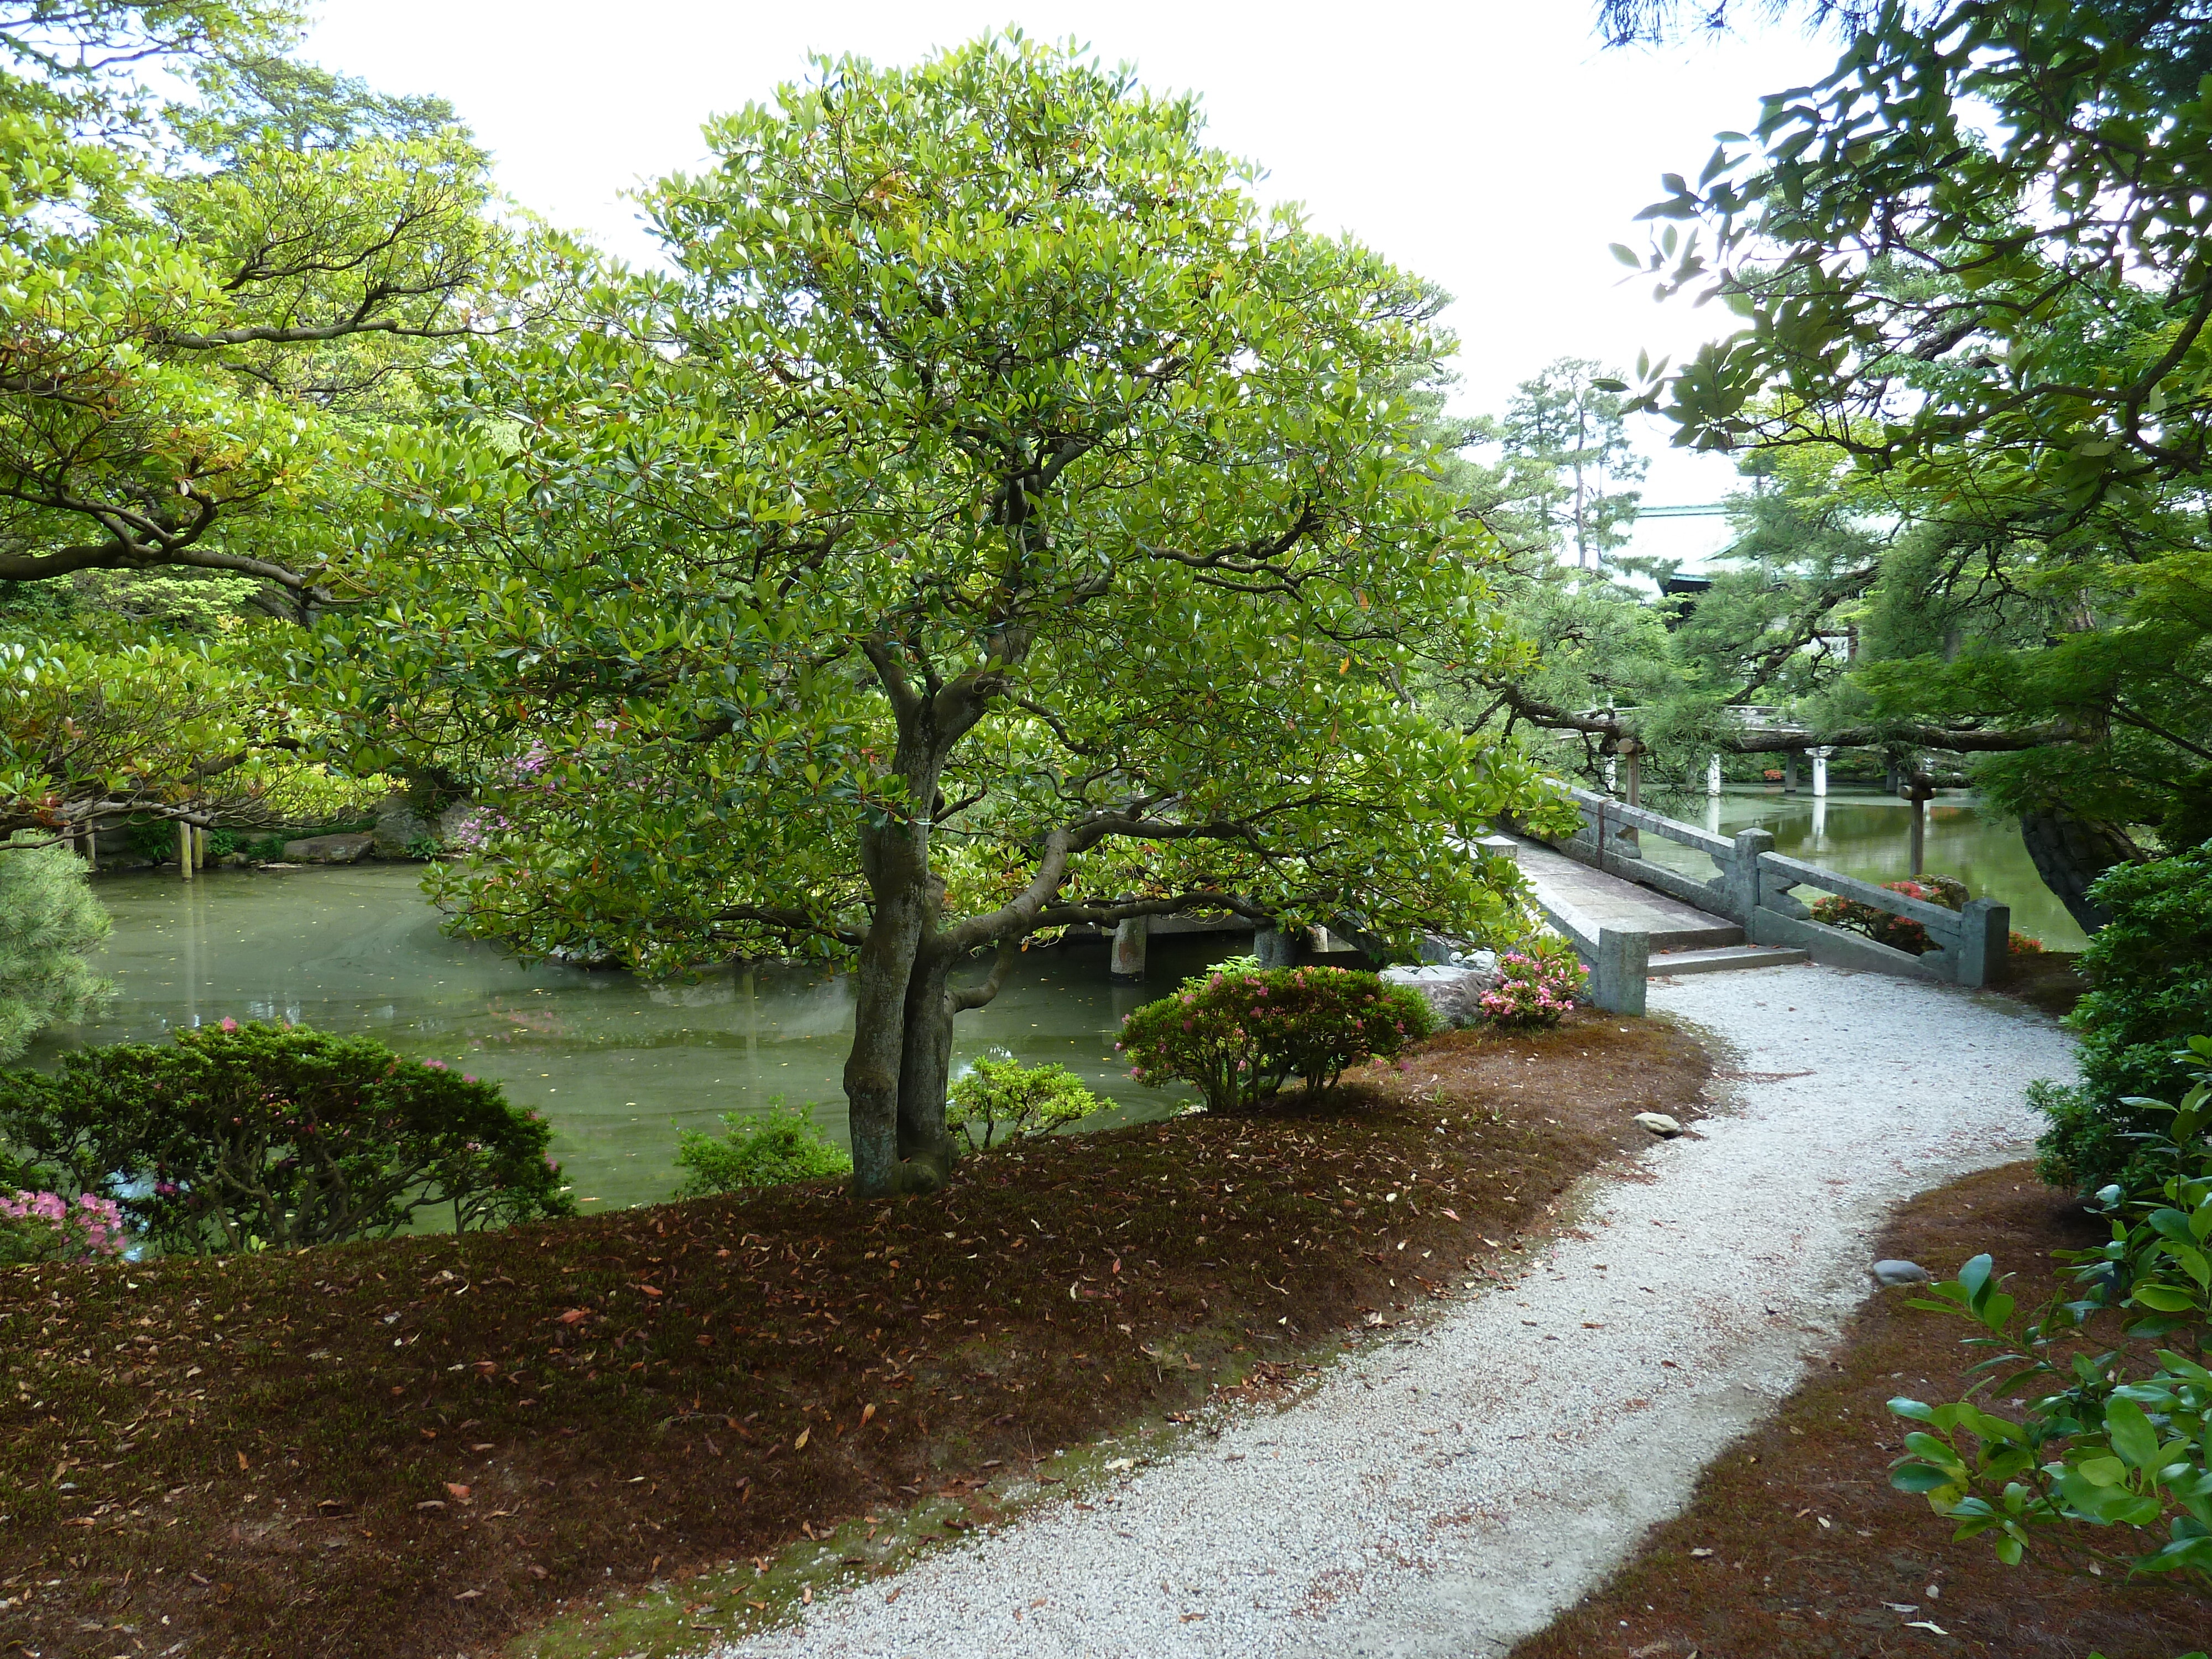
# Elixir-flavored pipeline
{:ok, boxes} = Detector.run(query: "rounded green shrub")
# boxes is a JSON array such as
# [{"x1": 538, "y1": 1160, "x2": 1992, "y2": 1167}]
[
  {"x1": 0, "y1": 1021, "x2": 573, "y2": 1253},
  {"x1": 674, "y1": 1099, "x2": 852, "y2": 1195},
  {"x1": 1118, "y1": 962, "x2": 1435, "y2": 1113},
  {"x1": 946, "y1": 1056, "x2": 1104, "y2": 1151}
]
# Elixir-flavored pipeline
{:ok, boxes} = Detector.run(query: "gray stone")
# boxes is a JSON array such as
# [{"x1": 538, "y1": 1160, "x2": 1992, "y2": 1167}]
[
  {"x1": 1870, "y1": 1259, "x2": 1931, "y2": 1288},
  {"x1": 1383, "y1": 962, "x2": 1500, "y2": 1029},
  {"x1": 436, "y1": 799, "x2": 490, "y2": 849},
  {"x1": 1632, "y1": 1112, "x2": 1683, "y2": 1138},
  {"x1": 281, "y1": 832, "x2": 375, "y2": 864},
  {"x1": 373, "y1": 794, "x2": 433, "y2": 857}
]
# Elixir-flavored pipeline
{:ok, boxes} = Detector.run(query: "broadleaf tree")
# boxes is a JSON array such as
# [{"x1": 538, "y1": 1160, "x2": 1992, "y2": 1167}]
[
  {"x1": 317, "y1": 36, "x2": 1569, "y2": 1197},
  {"x1": 0, "y1": 0, "x2": 576, "y2": 614}
]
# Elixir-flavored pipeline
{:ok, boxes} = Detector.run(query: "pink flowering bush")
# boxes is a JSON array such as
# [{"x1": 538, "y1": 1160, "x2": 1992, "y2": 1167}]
[
  {"x1": 0, "y1": 1022, "x2": 574, "y2": 1253},
  {"x1": 0, "y1": 1189, "x2": 127, "y2": 1265},
  {"x1": 1119, "y1": 963, "x2": 1435, "y2": 1113},
  {"x1": 1477, "y1": 939, "x2": 1588, "y2": 1031}
]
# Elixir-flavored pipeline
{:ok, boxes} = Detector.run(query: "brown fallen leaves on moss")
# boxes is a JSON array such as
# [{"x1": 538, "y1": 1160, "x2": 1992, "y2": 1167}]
[{"x1": 0, "y1": 1010, "x2": 1705, "y2": 1659}]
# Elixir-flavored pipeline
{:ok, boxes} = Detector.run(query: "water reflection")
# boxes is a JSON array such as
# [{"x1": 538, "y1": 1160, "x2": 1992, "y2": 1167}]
[{"x1": 35, "y1": 865, "x2": 1211, "y2": 1212}]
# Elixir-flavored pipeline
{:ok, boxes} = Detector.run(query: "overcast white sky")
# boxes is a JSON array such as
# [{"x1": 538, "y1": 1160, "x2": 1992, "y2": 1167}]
[{"x1": 300, "y1": 2, "x2": 1841, "y2": 568}]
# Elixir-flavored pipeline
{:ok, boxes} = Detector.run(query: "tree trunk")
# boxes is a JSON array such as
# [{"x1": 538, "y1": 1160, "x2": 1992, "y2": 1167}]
[
  {"x1": 844, "y1": 818, "x2": 934, "y2": 1198},
  {"x1": 895, "y1": 940, "x2": 959, "y2": 1190},
  {"x1": 2020, "y1": 811, "x2": 2143, "y2": 935}
]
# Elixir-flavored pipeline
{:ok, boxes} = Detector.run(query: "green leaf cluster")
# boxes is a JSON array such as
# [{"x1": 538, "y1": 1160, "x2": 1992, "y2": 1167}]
[
  {"x1": 672, "y1": 1100, "x2": 853, "y2": 1195},
  {"x1": 1119, "y1": 962, "x2": 1435, "y2": 1113},
  {"x1": 945, "y1": 1056, "x2": 1104, "y2": 1151},
  {"x1": 1890, "y1": 1038, "x2": 2212, "y2": 1587},
  {"x1": 2034, "y1": 841, "x2": 2212, "y2": 1187}
]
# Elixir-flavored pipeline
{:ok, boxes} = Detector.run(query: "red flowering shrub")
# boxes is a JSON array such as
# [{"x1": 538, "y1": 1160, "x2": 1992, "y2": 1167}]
[
  {"x1": 1808, "y1": 873, "x2": 1969, "y2": 956},
  {"x1": 1118, "y1": 963, "x2": 1435, "y2": 1113}
]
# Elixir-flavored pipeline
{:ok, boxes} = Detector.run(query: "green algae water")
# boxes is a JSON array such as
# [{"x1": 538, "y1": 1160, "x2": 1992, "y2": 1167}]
[
  {"x1": 33, "y1": 863, "x2": 1209, "y2": 1213},
  {"x1": 1635, "y1": 786, "x2": 2088, "y2": 952}
]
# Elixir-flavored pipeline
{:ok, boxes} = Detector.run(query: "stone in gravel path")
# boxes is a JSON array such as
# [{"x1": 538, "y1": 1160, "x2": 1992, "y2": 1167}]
[{"x1": 708, "y1": 967, "x2": 2072, "y2": 1659}]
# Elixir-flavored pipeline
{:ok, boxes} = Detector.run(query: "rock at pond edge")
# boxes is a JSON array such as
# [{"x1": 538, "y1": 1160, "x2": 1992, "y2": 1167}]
[{"x1": 281, "y1": 832, "x2": 376, "y2": 864}]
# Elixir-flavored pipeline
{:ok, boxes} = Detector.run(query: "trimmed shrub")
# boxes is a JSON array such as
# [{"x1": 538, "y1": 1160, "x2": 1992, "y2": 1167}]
[
  {"x1": 946, "y1": 1056, "x2": 1104, "y2": 1151},
  {"x1": 1477, "y1": 937, "x2": 1588, "y2": 1030},
  {"x1": 674, "y1": 1100, "x2": 851, "y2": 1195},
  {"x1": 2035, "y1": 841, "x2": 2212, "y2": 1190},
  {"x1": 1119, "y1": 962, "x2": 1435, "y2": 1114},
  {"x1": 0, "y1": 1021, "x2": 573, "y2": 1253},
  {"x1": 0, "y1": 1189, "x2": 128, "y2": 1265}
]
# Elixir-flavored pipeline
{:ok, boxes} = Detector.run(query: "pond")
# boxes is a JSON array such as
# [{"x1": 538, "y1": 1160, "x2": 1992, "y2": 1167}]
[
  {"x1": 1632, "y1": 786, "x2": 2086, "y2": 952},
  {"x1": 35, "y1": 864, "x2": 1219, "y2": 1214},
  {"x1": 36, "y1": 787, "x2": 2076, "y2": 1218}
]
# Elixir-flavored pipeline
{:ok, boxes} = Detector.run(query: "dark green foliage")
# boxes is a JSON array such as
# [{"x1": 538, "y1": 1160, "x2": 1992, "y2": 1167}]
[
  {"x1": 125, "y1": 820, "x2": 177, "y2": 863},
  {"x1": 0, "y1": 1021, "x2": 573, "y2": 1253},
  {"x1": 945, "y1": 1057, "x2": 1104, "y2": 1151},
  {"x1": 0, "y1": 1142, "x2": 51, "y2": 1191},
  {"x1": 1120, "y1": 963, "x2": 1436, "y2": 1113},
  {"x1": 672, "y1": 1101, "x2": 852, "y2": 1196},
  {"x1": 2036, "y1": 843, "x2": 2212, "y2": 1189}
]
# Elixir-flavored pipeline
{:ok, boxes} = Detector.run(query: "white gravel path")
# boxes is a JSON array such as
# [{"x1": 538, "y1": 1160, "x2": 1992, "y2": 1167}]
[{"x1": 708, "y1": 965, "x2": 2074, "y2": 1659}]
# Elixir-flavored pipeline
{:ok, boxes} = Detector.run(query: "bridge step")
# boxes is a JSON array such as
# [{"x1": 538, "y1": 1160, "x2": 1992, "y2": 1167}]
[{"x1": 1647, "y1": 945, "x2": 1809, "y2": 977}]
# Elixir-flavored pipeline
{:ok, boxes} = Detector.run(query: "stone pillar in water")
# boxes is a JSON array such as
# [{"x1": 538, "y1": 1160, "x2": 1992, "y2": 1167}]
[
  {"x1": 1110, "y1": 916, "x2": 1149, "y2": 981},
  {"x1": 1809, "y1": 746, "x2": 1833, "y2": 797},
  {"x1": 178, "y1": 820, "x2": 194, "y2": 880},
  {"x1": 1707, "y1": 754, "x2": 1723, "y2": 796},
  {"x1": 1783, "y1": 753, "x2": 1798, "y2": 792}
]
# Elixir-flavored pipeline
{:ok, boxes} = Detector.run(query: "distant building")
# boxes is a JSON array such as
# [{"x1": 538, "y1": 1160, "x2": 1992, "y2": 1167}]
[{"x1": 1658, "y1": 572, "x2": 1712, "y2": 628}]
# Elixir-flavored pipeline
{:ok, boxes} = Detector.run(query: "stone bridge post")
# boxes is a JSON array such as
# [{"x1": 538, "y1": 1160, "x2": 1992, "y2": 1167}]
[{"x1": 1809, "y1": 746, "x2": 1834, "y2": 797}]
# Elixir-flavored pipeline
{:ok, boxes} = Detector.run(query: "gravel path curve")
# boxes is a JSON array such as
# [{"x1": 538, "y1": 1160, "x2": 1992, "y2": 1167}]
[{"x1": 710, "y1": 966, "x2": 2074, "y2": 1659}]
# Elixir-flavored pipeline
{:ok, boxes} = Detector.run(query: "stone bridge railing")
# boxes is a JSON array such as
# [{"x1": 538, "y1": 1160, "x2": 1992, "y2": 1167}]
[{"x1": 1553, "y1": 787, "x2": 2011, "y2": 990}]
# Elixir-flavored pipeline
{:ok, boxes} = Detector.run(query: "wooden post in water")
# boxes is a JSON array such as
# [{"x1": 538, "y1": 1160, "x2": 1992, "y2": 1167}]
[
  {"x1": 1901, "y1": 773, "x2": 1936, "y2": 877},
  {"x1": 178, "y1": 820, "x2": 194, "y2": 880}
]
